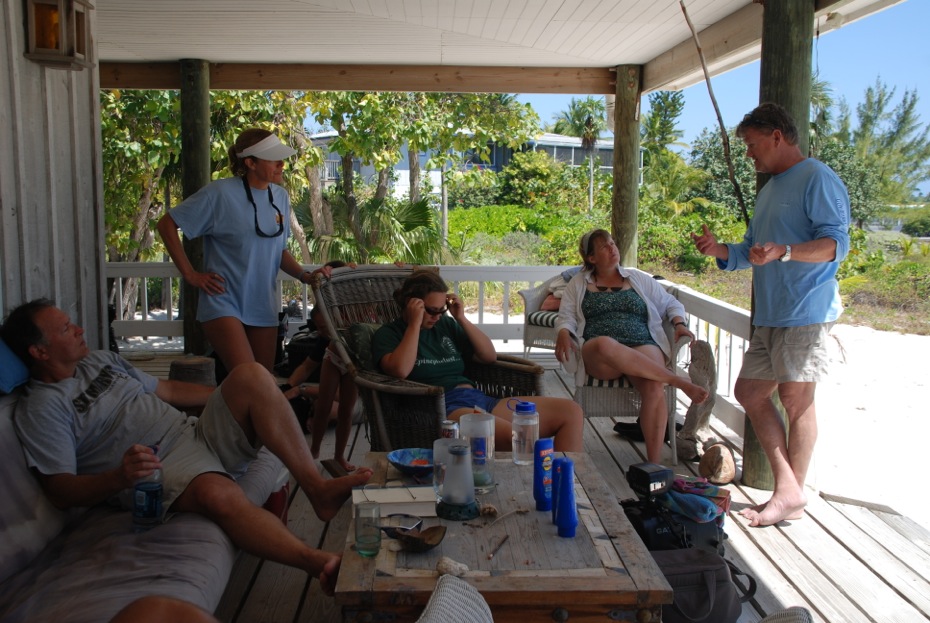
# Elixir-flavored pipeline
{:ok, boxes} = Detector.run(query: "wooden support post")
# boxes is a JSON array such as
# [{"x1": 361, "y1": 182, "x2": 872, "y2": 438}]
[
  {"x1": 179, "y1": 59, "x2": 211, "y2": 355},
  {"x1": 611, "y1": 65, "x2": 642, "y2": 268},
  {"x1": 741, "y1": 1, "x2": 815, "y2": 491}
]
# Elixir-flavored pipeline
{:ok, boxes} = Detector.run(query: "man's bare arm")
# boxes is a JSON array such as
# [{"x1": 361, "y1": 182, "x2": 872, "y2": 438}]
[{"x1": 38, "y1": 444, "x2": 160, "y2": 510}]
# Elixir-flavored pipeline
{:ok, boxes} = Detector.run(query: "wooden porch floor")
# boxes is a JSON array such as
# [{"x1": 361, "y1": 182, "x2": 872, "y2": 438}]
[{"x1": 130, "y1": 353, "x2": 930, "y2": 623}]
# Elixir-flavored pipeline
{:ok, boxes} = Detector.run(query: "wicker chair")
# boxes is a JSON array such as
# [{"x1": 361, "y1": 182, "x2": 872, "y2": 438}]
[
  {"x1": 309, "y1": 264, "x2": 544, "y2": 452},
  {"x1": 572, "y1": 320, "x2": 690, "y2": 465},
  {"x1": 517, "y1": 275, "x2": 564, "y2": 356},
  {"x1": 415, "y1": 575, "x2": 493, "y2": 623}
]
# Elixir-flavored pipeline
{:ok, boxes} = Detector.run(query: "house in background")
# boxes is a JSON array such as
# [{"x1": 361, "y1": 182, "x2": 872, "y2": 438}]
[{"x1": 313, "y1": 131, "x2": 630, "y2": 200}]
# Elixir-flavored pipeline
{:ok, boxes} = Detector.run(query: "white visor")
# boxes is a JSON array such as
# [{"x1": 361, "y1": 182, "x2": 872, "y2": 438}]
[{"x1": 236, "y1": 134, "x2": 297, "y2": 160}]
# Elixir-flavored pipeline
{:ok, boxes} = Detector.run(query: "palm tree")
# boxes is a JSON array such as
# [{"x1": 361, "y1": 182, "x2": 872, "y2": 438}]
[
  {"x1": 809, "y1": 74, "x2": 835, "y2": 158},
  {"x1": 303, "y1": 193, "x2": 452, "y2": 265},
  {"x1": 640, "y1": 151, "x2": 711, "y2": 217},
  {"x1": 551, "y1": 97, "x2": 607, "y2": 211},
  {"x1": 640, "y1": 91, "x2": 687, "y2": 165}
]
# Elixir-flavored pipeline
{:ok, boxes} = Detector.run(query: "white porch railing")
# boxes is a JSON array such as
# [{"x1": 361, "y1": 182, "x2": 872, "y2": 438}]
[{"x1": 105, "y1": 262, "x2": 751, "y2": 435}]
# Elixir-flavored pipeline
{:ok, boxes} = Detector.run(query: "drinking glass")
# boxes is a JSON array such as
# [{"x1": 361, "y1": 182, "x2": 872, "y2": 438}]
[
  {"x1": 355, "y1": 501, "x2": 381, "y2": 557},
  {"x1": 460, "y1": 412, "x2": 495, "y2": 494},
  {"x1": 432, "y1": 437, "x2": 456, "y2": 500},
  {"x1": 441, "y1": 442, "x2": 476, "y2": 505}
]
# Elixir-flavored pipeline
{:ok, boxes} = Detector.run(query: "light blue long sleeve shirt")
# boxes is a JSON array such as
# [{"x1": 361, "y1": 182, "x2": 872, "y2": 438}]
[{"x1": 719, "y1": 158, "x2": 850, "y2": 327}]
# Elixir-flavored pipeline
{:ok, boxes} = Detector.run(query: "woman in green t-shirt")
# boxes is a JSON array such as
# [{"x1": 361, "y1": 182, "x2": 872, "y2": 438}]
[{"x1": 372, "y1": 271, "x2": 583, "y2": 452}]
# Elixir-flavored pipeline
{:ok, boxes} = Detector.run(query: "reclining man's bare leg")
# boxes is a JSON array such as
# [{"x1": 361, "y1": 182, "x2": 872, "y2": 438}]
[
  {"x1": 216, "y1": 362, "x2": 371, "y2": 521},
  {"x1": 171, "y1": 362, "x2": 371, "y2": 593},
  {"x1": 173, "y1": 472, "x2": 342, "y2": 595}
]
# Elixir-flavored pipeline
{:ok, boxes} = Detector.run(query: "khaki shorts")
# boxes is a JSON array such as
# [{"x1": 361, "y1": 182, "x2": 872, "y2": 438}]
[
  {"x1": 159, "y1": 387, "x2": 259, "y2": 515},
  {"x1": 738, "y1": 323, "x2": 834, "y2": 384}
]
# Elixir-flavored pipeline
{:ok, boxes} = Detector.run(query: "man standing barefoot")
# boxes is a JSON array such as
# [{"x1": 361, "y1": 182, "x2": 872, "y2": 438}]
[{"x1": 691, "y1": 103, "x2": 850, "y2": 527}]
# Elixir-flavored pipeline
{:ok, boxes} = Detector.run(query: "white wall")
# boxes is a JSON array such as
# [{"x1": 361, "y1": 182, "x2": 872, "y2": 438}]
[{"x1": 0, "y1": 1, "x2": 106, "y2": 347}]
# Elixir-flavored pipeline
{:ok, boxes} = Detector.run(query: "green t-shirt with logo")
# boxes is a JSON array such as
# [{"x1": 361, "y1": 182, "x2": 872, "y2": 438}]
[{"x1": 371, "y1": 315, "x2": 474, "y2": 390}]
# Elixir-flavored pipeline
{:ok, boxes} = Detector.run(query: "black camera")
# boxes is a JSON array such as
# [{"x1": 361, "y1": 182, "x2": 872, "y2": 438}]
[
  {"x1": 622, "y1": 463, "x2": 726, "y2": 556},
  {"x1": 626, "y1": 462, "x2": 673, "y2": 499}
]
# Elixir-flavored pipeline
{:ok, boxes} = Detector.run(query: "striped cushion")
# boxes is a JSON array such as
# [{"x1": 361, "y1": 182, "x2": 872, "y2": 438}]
[
  {"x1": 583, "y1": 375, "x2": 634, "y2": 389},
  {"x1": 526, "y1": 311, "x2": 559, "y2": 328}
]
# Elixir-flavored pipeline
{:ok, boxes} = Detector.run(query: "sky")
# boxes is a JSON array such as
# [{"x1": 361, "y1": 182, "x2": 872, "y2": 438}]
[{"x1": 518, "y1": 0, "x2": 930, "y2": 193}]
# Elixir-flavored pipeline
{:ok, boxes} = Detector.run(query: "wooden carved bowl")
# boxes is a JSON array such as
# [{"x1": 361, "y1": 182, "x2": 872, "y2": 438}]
[{"x1": 394, "y1": 525, "x2": 447, "y2": 553}]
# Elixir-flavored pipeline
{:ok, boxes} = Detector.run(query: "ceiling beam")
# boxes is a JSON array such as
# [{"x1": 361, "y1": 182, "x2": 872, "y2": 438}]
[
  {"x1": 643, "y1": 0, "x2": 904, "y2": 93},
  {"x1": 99, "y1": 62, "x2": 616, "y2": 94},
  {"x1": 642, "y1": 2, "x2": 763, "y2": 93}
]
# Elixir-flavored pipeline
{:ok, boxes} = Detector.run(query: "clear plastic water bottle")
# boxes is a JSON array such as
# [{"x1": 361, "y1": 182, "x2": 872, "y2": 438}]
[
  {"x1": 132, "y1": 445, "x2": 163, "y2": 533},
  {"x1": 511, "y1": 400, "x2": 539, "y2": 465}
]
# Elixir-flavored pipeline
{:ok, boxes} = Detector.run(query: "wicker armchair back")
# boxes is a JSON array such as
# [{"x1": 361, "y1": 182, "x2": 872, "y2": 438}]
[{"x1": 310, "y1": 265, "x2": 544, "y2": 452}]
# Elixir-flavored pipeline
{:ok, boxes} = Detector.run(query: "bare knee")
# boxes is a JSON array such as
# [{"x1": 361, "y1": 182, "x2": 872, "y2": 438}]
[
  {"x1": 554, "y1": 398, "x2": 583, "y2": 422},
  {"x1": 777, "y1": 385, "x2": 816, "y2": 421},
  {"x1": 110, "y1": 596, "x2": 218, "y2": 623},
  {"x1": 225, "y1": 361, "x2": 273, "y2": 388},
  {"x1": 637, "y1": 380, "x2": 665, "y2": 403},
  {"x1": 177, "y1": 475, "x2": 247, "y2": 520},
  {"x1": 734, "y1": 379, "x2": 774, "y2": 410}
]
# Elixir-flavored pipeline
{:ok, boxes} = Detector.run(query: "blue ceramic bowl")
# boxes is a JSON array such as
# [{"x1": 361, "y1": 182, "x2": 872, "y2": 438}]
[{"x1": 387, "y1": 448, "x2": 434, "y2": 479}]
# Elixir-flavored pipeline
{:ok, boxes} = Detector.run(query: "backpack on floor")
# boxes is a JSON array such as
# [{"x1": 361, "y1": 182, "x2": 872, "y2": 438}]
[{"x1": 651, "y1": 548, "x2": 754, "y2": 623}]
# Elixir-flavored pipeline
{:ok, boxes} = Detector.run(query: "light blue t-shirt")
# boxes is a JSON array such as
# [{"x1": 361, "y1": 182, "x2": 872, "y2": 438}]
[
  {"x1": 169, "y1": 176, "x2": 291, "y2": 326},
  {"x1": 719, "y1": 158, "x2": 850, "y2": 327}
]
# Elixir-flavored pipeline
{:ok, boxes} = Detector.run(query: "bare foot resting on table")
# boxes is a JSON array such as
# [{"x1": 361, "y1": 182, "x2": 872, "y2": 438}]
[
  {"x1": 739, "y1": 491, "x2": 807, "y2": 527},
  {"x1": 306, "y1": 469, "x2": 373, "y2": 521}
]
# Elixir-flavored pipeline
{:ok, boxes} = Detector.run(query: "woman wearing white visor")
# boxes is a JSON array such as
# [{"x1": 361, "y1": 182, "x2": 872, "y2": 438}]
[{"x1": 158, "y1": 129, "x2": 329, "y2": 374}]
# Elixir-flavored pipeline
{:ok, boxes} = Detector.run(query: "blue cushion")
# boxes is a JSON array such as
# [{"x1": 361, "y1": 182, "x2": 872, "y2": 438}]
[{"x1": 0, "y1": 338, "x2": 29, "y2": 393}]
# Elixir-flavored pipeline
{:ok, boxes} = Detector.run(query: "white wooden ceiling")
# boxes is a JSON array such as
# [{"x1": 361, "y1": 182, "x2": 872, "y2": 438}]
[{"x1": 95, "y1": 0, "x2": 904, "y2": 92}]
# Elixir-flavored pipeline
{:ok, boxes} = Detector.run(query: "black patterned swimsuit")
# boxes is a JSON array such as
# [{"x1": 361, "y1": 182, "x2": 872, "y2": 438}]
[{"x1": 581, "y1": 288, "x2": 658, "y2": 348}]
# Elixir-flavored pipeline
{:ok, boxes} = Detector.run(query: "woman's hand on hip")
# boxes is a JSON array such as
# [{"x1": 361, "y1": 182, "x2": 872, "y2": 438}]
[{"x1": 186, "y1": 270, "x2": 226, "y2": 295}]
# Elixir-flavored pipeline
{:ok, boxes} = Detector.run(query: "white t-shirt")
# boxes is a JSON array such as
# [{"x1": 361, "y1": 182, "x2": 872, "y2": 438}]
[{"x1": 14, "y1": 351, "x2": 185, "y2": 477}]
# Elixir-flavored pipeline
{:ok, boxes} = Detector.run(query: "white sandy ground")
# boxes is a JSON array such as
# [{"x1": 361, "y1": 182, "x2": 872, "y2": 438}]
[
  {"x1": 809, "y1": 323, "x2": 929, "y2": 531},
  {"x1": 120, "y1": 316, "x2": 930, "y2": 531}
]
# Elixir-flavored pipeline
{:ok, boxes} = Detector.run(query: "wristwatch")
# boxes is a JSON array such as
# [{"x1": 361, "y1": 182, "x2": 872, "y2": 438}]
[{"x1": 779, "y1": 244, "x2": 792, "y2": 262}]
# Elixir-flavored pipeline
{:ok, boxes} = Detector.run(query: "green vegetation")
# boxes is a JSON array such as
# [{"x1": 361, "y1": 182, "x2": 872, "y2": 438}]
[
  {"x1": 901, "y1": 206, "x2": 930, "y2": 237},
  {"x1": 547, "y1": 96, "x2": 608, "y2": 212},
  {"x1": 101, "y1": 78, "x2": 930, "y2": 334}
]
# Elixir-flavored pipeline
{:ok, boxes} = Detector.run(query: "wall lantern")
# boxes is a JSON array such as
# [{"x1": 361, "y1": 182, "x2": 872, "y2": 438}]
[{"x1": 24, "y1": 0, "x2": 95, "y2": 70}]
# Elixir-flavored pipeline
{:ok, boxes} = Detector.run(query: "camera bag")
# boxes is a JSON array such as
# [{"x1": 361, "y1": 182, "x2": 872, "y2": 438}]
[
  {"x1": 651, "y1": 548, "x2": 744, "y2": 623},
  {"x1": 621, "y1": 498, "x2": 727, "y2": 556}
]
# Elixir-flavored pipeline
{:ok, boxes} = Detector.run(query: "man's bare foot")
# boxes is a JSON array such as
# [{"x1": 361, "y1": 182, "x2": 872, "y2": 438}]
[
  {"x1": 304, "y1": 550, "x2": 341, "y2": 596},
  {"x1": 306, "y1": 468, "x2": 373, "y2": 521},
  {"x1": 739, "y1": 491, "x2": 806, "y2": 526},
  {"x1": 336, "y1": 457, "x2": 356, "y2": 472}
]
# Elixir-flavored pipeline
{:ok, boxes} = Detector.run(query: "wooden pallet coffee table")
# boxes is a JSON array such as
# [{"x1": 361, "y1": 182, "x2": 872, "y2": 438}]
[{"x1": 335, "y1": 452, "x2": 672, "y2": 622}]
